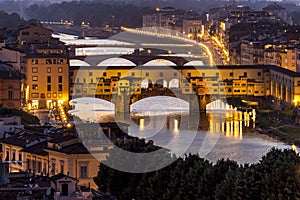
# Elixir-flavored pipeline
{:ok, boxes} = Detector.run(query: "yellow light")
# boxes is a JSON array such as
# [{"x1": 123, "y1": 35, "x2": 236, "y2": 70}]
[
  {"x1": 174, "y1": 119, "x2": 179, "y2": 133},
  {"x1": 292, "y1": 144, "x2": 298, "y2": 153},
  {"x1": 139, "y1": 118, "x2": 144, "y2": 130},
  {"x1": 66, "y1": 123, "x2": 72, "y2": 128},
  {"x1": 120, "y1": 26, "x2": 214, "y2": 65}
]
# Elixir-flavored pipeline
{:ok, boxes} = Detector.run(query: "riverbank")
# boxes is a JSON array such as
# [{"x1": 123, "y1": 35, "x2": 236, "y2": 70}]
[{"x1": 256, "y1": 109, "x2": 300, "y2": 146}]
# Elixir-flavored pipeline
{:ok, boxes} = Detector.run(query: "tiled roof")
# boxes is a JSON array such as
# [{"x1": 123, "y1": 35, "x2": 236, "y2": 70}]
[
  {"x1": 50, "y1": 173, "x2": 77, "y2": 181},
  {"x1": 21, "y1": 141, "x2": 48, "y2": 156},
  {"x1": 0, "y1": 131, "x2": 46, "y2": 148},
  {"x1": 263, "y1": 3, "x2": 285, "y2": 11},
  {"x1": 46, "y1": 142, "x2": 90, "y2": 154},
  {"x1": 23, "y1": 53, "x2": 67, "y2": 59},
  {"x1": 48, "y1": 135, "x2": 77, "y2": 143}
]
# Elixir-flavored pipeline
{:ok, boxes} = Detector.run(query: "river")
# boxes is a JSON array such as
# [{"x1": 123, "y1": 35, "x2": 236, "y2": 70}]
[{"x1": 69, "y1": 96, "x2": 291, "y2": 164}]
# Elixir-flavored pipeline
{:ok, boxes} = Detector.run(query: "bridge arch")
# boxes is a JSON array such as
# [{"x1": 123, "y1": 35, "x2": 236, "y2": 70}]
[
  {"x1": 143, "y1": 59, "x2": 177, "y2": 66},
  {"x1": 206, "y1": 99, "x2": 235, "y2": 112},
  {"x1": 155, "y1": 79, "x2": 168, "y2": 88},
  {"x1": 141, "y1": 78, "x2": 153, "y2": 89},
  {"x1": 69, "y1": 59, "x2": 91, "y2": 66},
  {"x1": 130, "y1": 96, "x2": 189, "y2": 114},
  {"x1": 69, "y1": 97, "x2": 115, "y2": 111},
  {"x1": 97, "y1": 57, "x2": 136, "y2": 66},
  {"x1": 184, "y1": 60, "x2": 204, "y2": 66}
]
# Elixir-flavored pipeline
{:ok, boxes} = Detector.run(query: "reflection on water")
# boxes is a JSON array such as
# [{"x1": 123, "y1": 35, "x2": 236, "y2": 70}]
[
  {"x1": 70, "y1": 98, "x2": 291, "y2": 164},
  {"x1": 128, "y1": 110, "x2": 290, "y2": 164}
]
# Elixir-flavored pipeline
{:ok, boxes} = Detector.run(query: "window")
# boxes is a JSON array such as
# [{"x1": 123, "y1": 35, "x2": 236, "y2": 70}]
[
  {"x1": 59, "y1": 93, "x2": 62, "y2": 98},
  {"x1": 47, "y1": 67, "x2": 51, "y2": 73},
  {"x1": 244, "y1": 72, "x2": 247, "y2": 77},
  {"x1": 90, "y1": 79, "x2": 93, "y2": 83},
  {"x1": 258, "y1": 72, "x2": 262, "y2": 76},
  {"x1": 26, "y1": 157, "x2": 30, "y2": 170},
  {"x1": 32, "y1": 84, "x2": 38, "y2": 90},
  {"x1": 216, "y1": 72, "x2": 219, "y2": 77},
  {"x1": 8, "y1": 90, "x2": 13, "y2": 100},
  {"x1": 47, "y1": 85, "x2": 51, "y2": 91},
  {"x1": 117, "y1": 72, "x2": 121, "y2": 77},
  {"x1": 159, "y1": 72, "x2": 163, "y2": 77},
  {"x1": 58, "y1": 84, "x2": 63, "y2": 91},
  {"x1": 230, "y1": 72, "x2": 233, "y2": 76},
  {"x1": 202, "y1": 73, "x2": 205, "y2": 77},
  {"x1": 22, "y1": 31, "x2": 29, "y2": 35},
  {"x1": 51, "y1": 159, "x2": 56, "y2": 175},
  {"x1": 46, "y1": 59, "x2": 52, "y2": 64},
  {"x1": 297, "y1": 81, "x2": 300, "y2": 86},
  {"x1": 53, "y1": 93, "x2": 57, "y2": 98},
  {"x1": 47, "y1": 93, "x2": 51, "y2": 98},
  {"x1": 47, "y1": 76, "x2": 51, "y2": 83},
  {"x1": 58, "y1": 76, "x2": 62, "y2": 83},
  {"x1": 60, "y1": 160, "x2": 64, "y2": 174},
  {"x1": 89, "y1": 72, "x2": 93, "y2": 76},
  {"x1": 37, "y1": 159, "x2": 42, "y2": 173},
  {"x1": 131, "y1": 72, "x2": 135, "y2": 76},
  {"x1": 43, "y1": 161, "x2": 47, "y2": 174},
  {"x1": 5, "y1": 149, "x2": 9, "y2": 161},
  {"x1": 145, "y1": 72, "x2": 149, "y2": 77},
  {"x1": 174, "y1": 72, "x2": 177, "y2": 77},
  {"x1": 18, "y1": 153, "x2": 22, "y2": 165},
  {"x1": 103, "y1": 72, "x2": 107, "y2": 77},
  {"x1": 12, "y1": 150, "x2": 16, "y2": 161},
  {"x1": 32, "y1": 59, "x2": 38, "y2": 64},
  {"x1": 32, "y1": 67, "x2": 38, "y2": 73},
  {"x1": 58, "y1": 67, "x2": 63, "y2": 73},
  {"x1": 32, "y1": 76, "x2": 38, "y2": 81},
  {"x1": 187, "y1": 72, "x2": 191, "y2": 76},
  {"x1": 31, "y1": 93, "x2": 38, "y2": 98},
  {"x1": 80, "y1": 165, "x2": 88, "y2": 178},
  {"x1": 57, "y1": 59, "x2": 63, "y2": 64}
]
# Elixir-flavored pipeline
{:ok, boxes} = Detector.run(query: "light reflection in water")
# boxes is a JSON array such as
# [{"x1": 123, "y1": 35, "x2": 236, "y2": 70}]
[
  {"x1": 174, "y1": 119, "x2": 179, "y2": 133},
  {"x1": 70, "y1": 98, "x2": 291, "y2": 164},
  {"x1": 139, "y1": 118, "x2": 144, "y2": 130}
]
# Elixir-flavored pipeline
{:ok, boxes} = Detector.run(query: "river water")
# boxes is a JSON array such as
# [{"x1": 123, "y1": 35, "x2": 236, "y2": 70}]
[{"x1": 70, "y1": 97, "x2": 291, "y2": 164}]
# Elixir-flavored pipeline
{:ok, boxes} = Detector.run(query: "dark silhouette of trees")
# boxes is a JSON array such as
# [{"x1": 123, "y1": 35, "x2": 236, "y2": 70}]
[
  {"x1": 94, "y1": 141, "x2": 300, "y2": 200},
  {"x1": 25, "y1": 2, "x2": 153, "y2": 28}
]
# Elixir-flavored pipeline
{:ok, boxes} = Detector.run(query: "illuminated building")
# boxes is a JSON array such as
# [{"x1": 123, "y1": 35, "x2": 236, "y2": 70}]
[
  {"x1": 142, "y1": 7, "x2": 202, "y2": 39},
  {"x1": 18, "y1": 25, "x2": 53, "y2": 47},
  {"x1": 69, "y1": 62, "x2": 300, "y2": 110},
  {"x1": 0, "y1": 127, "x2": 112, "y2": 189},
  {"x1": 24, "y1": 53, "x2": 69, "y2": 109}
]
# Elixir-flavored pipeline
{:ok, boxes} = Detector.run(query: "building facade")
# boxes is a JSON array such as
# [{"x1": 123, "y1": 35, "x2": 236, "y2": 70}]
[
  {"x1": 0, "y1": 68, "x2": 22, "y2": 109},
  {"x1": 24, "y1": 54, "x2": 69, "y2": 110}
]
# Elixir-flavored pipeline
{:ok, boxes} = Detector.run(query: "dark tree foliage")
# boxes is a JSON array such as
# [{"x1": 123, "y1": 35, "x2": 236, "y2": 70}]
[
  {"x1": 0, "y1": 107, "x2": 39, "y2": 125},
  {"x1": 94, "y1": 141, "x2": 300, "y2": 200},
  {"x1": 25, "y1": 2, "x2": 153, "y2": 28},
  {"x1": 0, "y1": 11, "x2": 27, "y2": 30}
]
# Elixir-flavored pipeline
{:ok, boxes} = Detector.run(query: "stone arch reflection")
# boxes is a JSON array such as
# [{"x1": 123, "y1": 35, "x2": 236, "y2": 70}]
[{"x1": 207, "y1": 109, "x2": 256, "y2": 139}]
